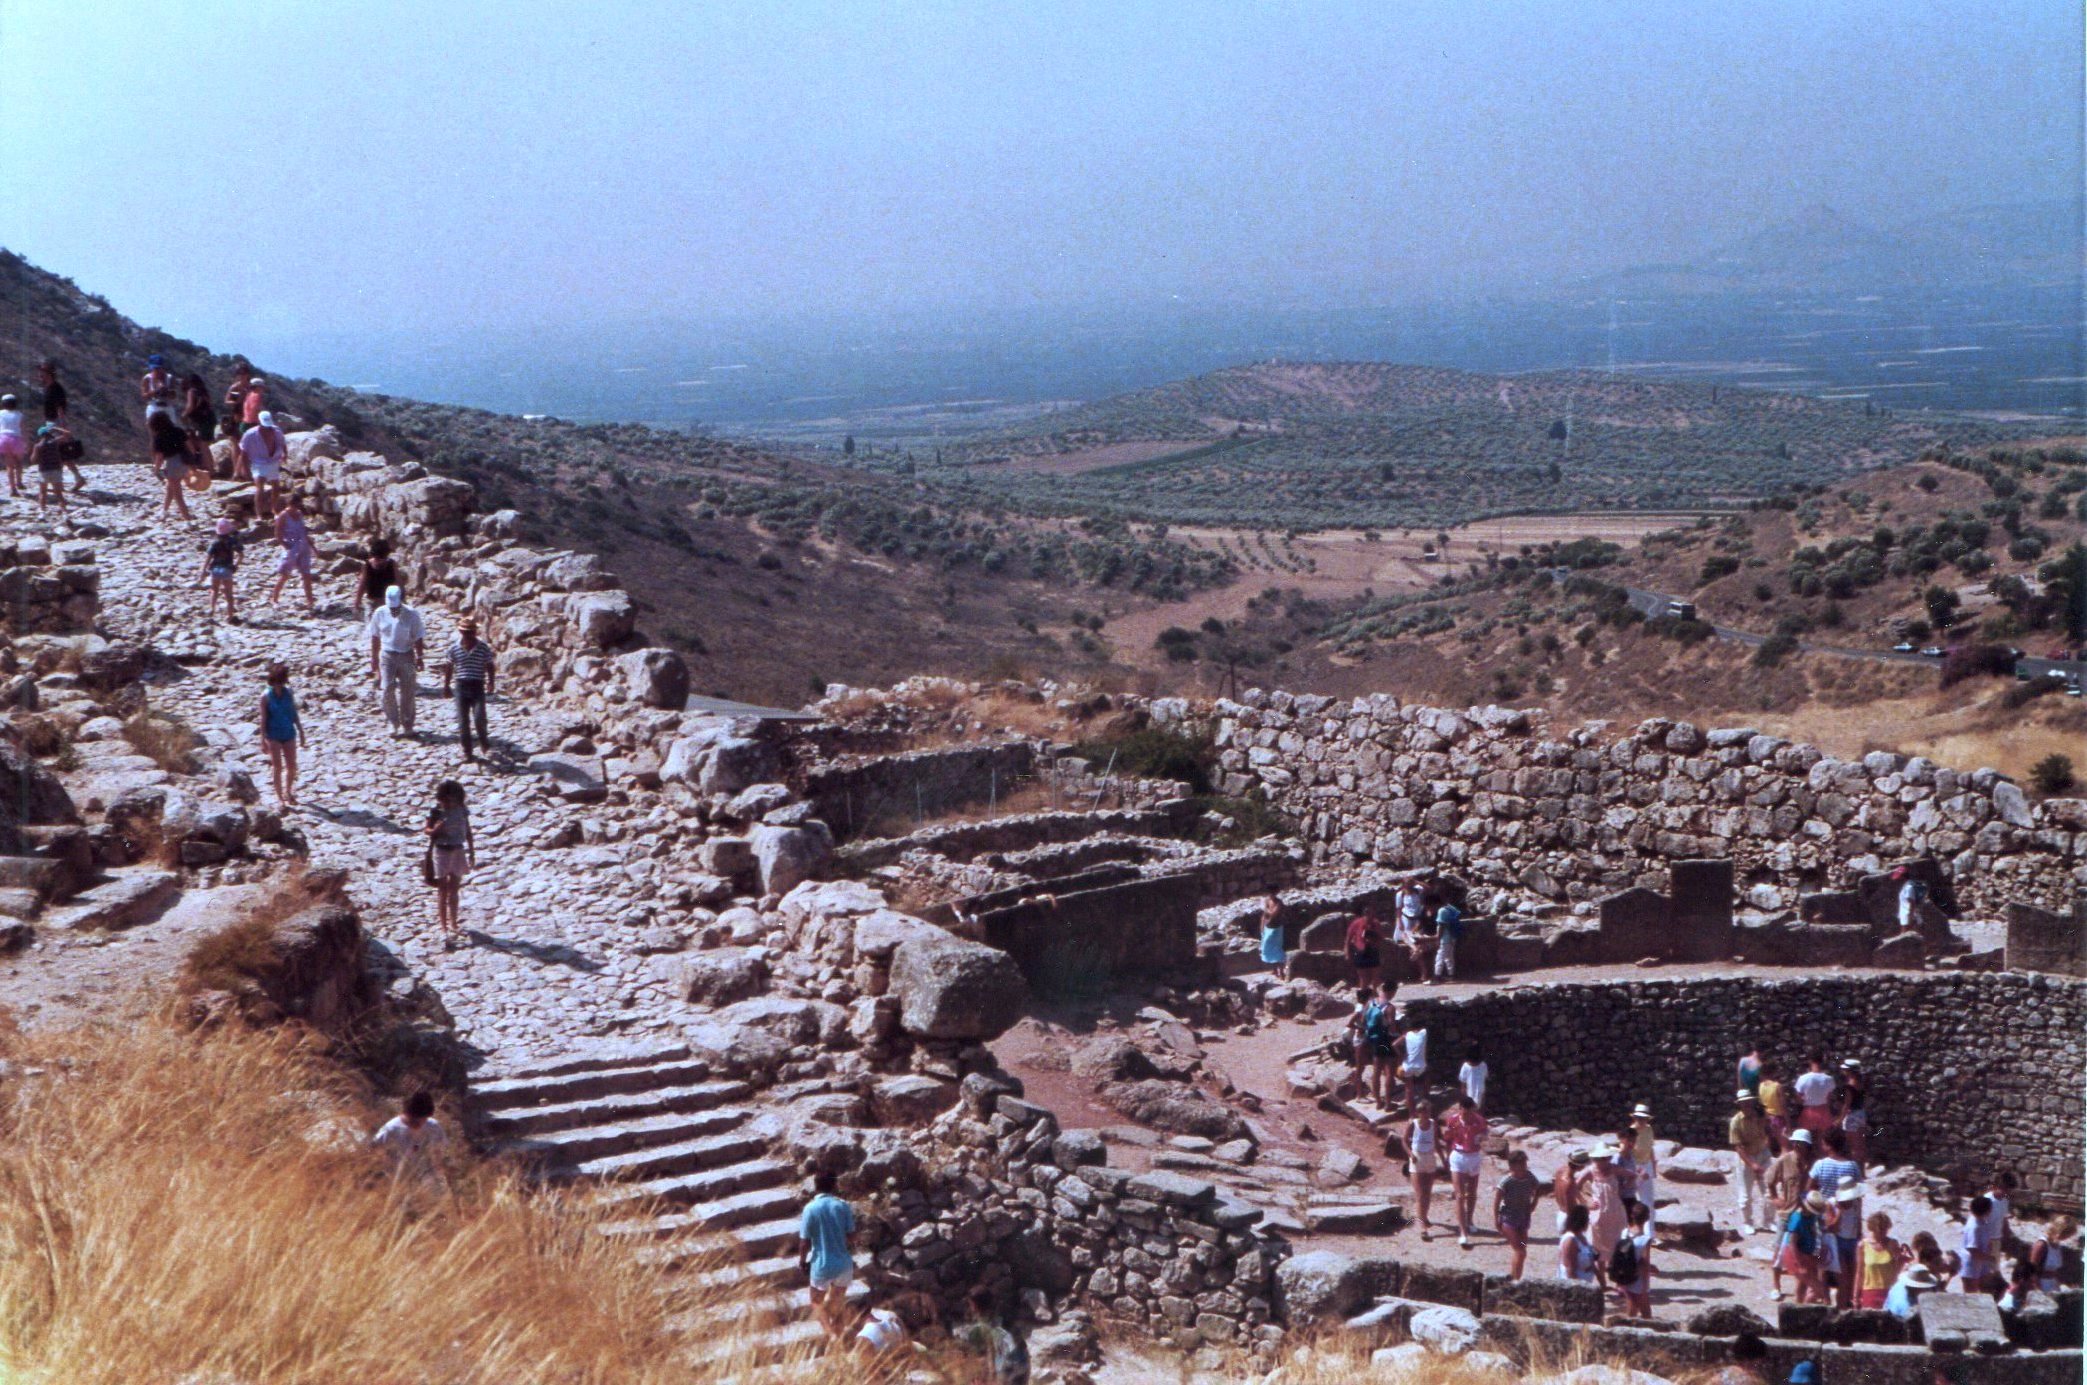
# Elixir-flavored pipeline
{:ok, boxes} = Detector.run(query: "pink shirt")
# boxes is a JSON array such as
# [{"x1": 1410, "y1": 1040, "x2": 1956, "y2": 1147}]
[{"x1": 1445, "y1": 1108, "x2": 1488, "y2": 1154}]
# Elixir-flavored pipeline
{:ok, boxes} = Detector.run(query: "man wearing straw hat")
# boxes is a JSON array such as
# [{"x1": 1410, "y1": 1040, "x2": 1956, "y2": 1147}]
[
  {"x1": 1729, "y1": 1087, "x2": 1772, "y2": 1235},
  {"x1": 1628, "y1": 1102, "x2": 1659, "y2": 1225}
]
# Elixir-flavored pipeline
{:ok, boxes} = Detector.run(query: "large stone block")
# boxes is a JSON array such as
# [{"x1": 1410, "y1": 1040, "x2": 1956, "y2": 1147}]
[{"x1": 889, "y1": 934, "x2": 1026, "y2": 1040}]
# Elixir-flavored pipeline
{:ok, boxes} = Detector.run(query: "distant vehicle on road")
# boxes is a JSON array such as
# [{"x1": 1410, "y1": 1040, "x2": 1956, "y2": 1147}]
[
  {"x1": 1892, "y1": 642, "x2": 1915, "y2": 653},
  {"x1": 1919, "y1": 647, "x2": 1944, "y2": 658},
  {"x1": 1666, "y1": 600, "x2": 1697, "y2": 620}
]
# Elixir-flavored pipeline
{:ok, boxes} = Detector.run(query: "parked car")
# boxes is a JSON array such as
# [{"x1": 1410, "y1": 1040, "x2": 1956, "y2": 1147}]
[{"x1": 1667, "y1": 600, "x2": 1697, "y2": 621}]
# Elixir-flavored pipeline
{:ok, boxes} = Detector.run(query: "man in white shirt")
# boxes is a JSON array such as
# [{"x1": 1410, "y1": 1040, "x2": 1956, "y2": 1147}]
[
  {"x1": 1792, "y1": 1052, "x2": 1837, "y2": 1137},
  {"x1": 365, "y1": 585, "x2": 426, "y2": 736}
]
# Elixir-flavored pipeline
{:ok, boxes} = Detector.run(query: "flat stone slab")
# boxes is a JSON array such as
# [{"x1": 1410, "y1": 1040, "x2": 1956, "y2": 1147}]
[
  {"x1": 1918, "y1": 1291, "x2": 2004, "y2": 1344},
  {"x1": 1308, "y1": 1201, "x2": 1402, "y2": 1234},
  {"x1": 47, "y1": 870, "x2": 180, "y2": 931}
]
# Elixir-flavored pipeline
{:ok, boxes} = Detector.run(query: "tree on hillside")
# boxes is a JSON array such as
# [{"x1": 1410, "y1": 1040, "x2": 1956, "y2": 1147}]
[
  {"x1": 842, "y1": 435, "x2": 855, "y2": 457},
  {"x1": 2040, "y1": 543, "x2": 2087, "y2": 646},
  {"x1": 1923, "y1": 584, "x2": 1961, "y2": 631}
]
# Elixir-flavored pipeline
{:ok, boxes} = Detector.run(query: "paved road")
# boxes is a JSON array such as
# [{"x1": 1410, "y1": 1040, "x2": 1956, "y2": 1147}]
[{"x1": 1620, "y1": 585, "x2": 2086, "y2": 683}]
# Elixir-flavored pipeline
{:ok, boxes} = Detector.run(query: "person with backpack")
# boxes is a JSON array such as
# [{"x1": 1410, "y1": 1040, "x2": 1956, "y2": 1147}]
[
  {"x1": 1362, "y1": 983, "x2": 1398, "y2": 1110},
  {"x1": 1443, "y1": 1092, "x2": 1488, "y2": 1249},
  {"x1": 1342, "y1": 982, "x2": 1373, "y2": 1099},
  {"x1": 30, "y1": 424, "x2": 71, "y2": 517},
  {"x1": 1778, "y1": 1191, "x2": 1828, "y2": 1304},
  {"x1": 1557, "y1": 1205, "x2": 1599, "y2": 1284},
  {"x1": 1613, "y1": 1199, "x2": 1653, "y2": 1317},
  {"x1": 1344, "y1": 905, "x2": 1384, "y2": 992},
  {"x1": 1432, "y1": 899, "x2": 1463, "y2": 980},
  {"x1": 958, "y1": 1286, "x2": 1028, "y2": 1385},
  {"x1": 1405, "y1": 1102, "x2": 1441, "y2": 1240}
]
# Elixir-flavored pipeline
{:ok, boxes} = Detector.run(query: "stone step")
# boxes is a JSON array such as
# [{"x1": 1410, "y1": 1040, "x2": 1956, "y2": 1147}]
[
  {"x1": 590, "y1": 1157, "x2": 795, "y2": 1213},
  {"x1": 567, "y1": 1128, "x2": 770, "y2": 1184},
  {"x1": 636, "y1": 1214, "x2": 803, "y2": 1270},
  {"x1": 598, "y1": 1184, "x2": 802, "y2": 1244},
  {"x1": 481, "y1": 1079, "x2": 749, "y2": 1138},
  {"x1": 671, "y1": 1280, "x2": 870, "y2": 1374},
  {"x1": 502, "y1": 1105, "x2": 751, "y2": 1168},
  {"x1": 685, "y1": 1252, "x2": 804, "y2": 1297},
  {"x1": 472, "y1": 1055, "x2": 709, "y2": 1108}
]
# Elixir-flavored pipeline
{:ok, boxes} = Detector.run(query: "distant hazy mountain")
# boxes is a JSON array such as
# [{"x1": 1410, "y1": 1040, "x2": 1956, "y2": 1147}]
[{"x1": 1595, "y1": 198, "x2": 2081, "y2": 295}]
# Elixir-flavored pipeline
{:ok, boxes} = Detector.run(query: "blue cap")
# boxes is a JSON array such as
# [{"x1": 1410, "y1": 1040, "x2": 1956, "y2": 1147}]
[
  {"x1": 148, "y1": 354, "x2": 164, "y2": 367},
  {"x1": 1788, "y1": 1362, "x2": 1818, "y2": 1385}
]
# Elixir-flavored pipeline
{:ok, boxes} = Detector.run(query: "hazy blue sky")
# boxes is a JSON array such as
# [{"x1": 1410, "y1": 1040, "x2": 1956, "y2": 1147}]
[{"x1": 3, "y1": 1, "x2": 2078, "y2": 346}]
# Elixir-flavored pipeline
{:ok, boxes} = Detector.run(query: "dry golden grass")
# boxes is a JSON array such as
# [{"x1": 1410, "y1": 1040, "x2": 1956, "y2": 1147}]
[
  {"x1": 0, "y1": 1009, "x2": 841, "y2": 1384},
  {"x1": 122, "y1": 707, "x2": 203, "y2": 774}
]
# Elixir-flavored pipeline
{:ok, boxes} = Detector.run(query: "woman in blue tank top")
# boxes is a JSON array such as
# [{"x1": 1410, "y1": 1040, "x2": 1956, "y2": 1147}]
[{"x1": 258, "y1": 661, "x2": 306, "y2": 807}]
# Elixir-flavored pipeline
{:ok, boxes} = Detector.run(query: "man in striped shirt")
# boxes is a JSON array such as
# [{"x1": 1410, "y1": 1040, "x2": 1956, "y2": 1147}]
[{"x1": 439, "y1": 619, "x2": 497, "y2": 761}]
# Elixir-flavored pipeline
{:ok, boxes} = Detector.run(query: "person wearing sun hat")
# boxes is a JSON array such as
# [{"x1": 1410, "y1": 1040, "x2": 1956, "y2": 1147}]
[
  {"x1": 1629, "y1": 1103, "x2": 1659, "y2": 1226},
  {"x1": 1577, "y1": 1140, "x2": 1626, "y2": 1272},
  {"x1": 1777, "y1": 1191, "x2": 1829, "y2": 1303},
  {"x1": 1730, "y1": 1088, "x2": 1772, "y2": 1235},
  {"x1": 1883, "y1": 1261, "x2": 1939, "y2": 1320},
  {"x1": 1765, "y1": 1128, "x2": 1814, "y2": 1300},
  {"x1": 239, "y1": 409, "x2": 288, "y2": 520}
]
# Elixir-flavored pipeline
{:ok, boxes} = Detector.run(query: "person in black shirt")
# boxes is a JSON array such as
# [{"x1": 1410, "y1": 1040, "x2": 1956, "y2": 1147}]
[
  {"x1": 37, "y1": 360, "x2": 67, "y2": 424},
  {"x1": 198, "y1": 518, "x2": 243, "y2": 623},
  {"x1": 355, "y1": 538, "x2": 403, "y2": 616}
]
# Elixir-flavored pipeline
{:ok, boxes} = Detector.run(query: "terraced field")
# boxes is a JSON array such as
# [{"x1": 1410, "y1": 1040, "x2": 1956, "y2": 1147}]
[{"x1": 930, "y1": 361, "x2": 2029, "y2": 529}]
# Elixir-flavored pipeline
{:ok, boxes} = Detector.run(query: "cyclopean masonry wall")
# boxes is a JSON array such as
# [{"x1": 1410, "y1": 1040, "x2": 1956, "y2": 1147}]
[
  {"x1": 1209, "y1": 688, "x2": 2086, "y2": 918},
  {"x1": 1397, "y1": 971, "x2": 2087, "y2": 1207},
  {"x1": 289, "y1": 432, "x2": 688, "y2": 721}
]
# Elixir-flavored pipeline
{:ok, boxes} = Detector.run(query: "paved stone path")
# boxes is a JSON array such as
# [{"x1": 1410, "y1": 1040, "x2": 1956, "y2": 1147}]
[{"x1": 24, "y1": 466, "x2": 697, "y2": 1065}]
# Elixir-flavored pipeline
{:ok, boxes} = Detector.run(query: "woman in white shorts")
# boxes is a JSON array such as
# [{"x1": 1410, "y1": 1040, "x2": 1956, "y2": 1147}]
[{"x1": 0, "y1": 394, "x2": 25, "y2": 495}]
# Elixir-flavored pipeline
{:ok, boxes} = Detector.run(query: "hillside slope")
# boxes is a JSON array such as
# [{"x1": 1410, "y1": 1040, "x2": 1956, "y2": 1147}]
[{"x1": 1, "y1": 251, "x2": 1230, "y2": 705}]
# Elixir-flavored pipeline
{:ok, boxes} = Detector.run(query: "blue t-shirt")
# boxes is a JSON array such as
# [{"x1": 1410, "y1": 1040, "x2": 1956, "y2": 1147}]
[
  {"x1": 1435, "y1": 904, "x2": 1463, "y2": 939},
  {"x1": 800, "y1": 1194, "x2": 855, "y2": 1282},
  {"x1": 262, "y1": 687, "x2": 299, "y2": 743}
]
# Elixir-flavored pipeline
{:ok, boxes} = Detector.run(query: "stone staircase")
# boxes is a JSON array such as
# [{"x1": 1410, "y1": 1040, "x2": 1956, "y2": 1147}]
[{"x1": 472, "y1": 1040, "x2": 865, "y2": 1372}]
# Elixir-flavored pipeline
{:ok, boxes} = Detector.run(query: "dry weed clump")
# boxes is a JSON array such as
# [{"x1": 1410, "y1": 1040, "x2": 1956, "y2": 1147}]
[
  {"x1": 0, "y1": 1012, "x2": 735, "y2": 1384},
  {"x1": 122, "y1": 706, "x2": 203, "y2": 774}
]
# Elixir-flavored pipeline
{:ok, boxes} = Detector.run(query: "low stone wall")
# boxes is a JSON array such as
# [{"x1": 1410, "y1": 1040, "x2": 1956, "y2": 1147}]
[
  {"x1": 979, "y1": 872, "x2": 1202, "y2": 992},
  {"x1": 291, "y1": 434, "x2": 686, "y2": 719},
  {"x1": 1399, "y1": 972, "x2": 2087, "y2": 1206},
  {"x1": 838, "y1": 805, "x2": 1188, "y2": 870},
  {"x1": 1210, "y1": 689, "x2": 2085, "y2": 917},
  {"x1": 0, "y1": 537, "x2": 99, "y2": 634},
  {"x1": 2009, "y1": 900, "x2": 2087, "y2": 978},
  {"x1": 802, "y1": 741, "x2": 1038, "y2": 841}
]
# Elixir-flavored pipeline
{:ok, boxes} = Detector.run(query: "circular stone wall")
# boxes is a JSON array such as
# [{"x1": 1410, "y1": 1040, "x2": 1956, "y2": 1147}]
[{"x1": 1400, "y1": 971, "x2": 2086, "y2": 1205}]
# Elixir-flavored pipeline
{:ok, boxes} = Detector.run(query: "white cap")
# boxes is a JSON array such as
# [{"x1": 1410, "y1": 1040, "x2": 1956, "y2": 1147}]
[{"x1": 385, "y1": 585, "x2": 403, "y2": 608}]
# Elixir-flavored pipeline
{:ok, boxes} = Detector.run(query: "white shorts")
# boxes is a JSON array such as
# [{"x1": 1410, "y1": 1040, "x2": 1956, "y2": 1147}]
[
  {"x1": 1449, "y1": 1150, "x2": 1484, "y2": 1177},
  {"x1": 249, "y1": 459, "x2": 281, "y2": 481},
  {"x1": 810, "y1": 1265, "x2": 853, "y2": 1292}
]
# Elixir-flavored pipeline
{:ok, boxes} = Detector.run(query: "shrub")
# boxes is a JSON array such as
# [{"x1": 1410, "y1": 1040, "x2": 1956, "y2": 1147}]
[
  {"x1": 1070, "y1": 725, "x2": 1216, "y2": 794},
  {"x1": 2030, "y1": 753, "x2": 2076, "y2": 795},
  {"x1": 1938, "y1": 643, "x2": 2018, "y2": 687},
  {"x1": 1752, "y1": 631, "x2": 1799, "y2": 668},
  {"x1": 1699, "y1": 555, "x2": 1741, "y2": 584},
  {"x1": 124, "y1": 709, "x2": 202, "y2": 774}
]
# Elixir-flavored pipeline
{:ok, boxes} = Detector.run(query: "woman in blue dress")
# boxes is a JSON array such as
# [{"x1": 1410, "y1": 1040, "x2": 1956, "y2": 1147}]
[{"x1": 1258, "y1": 893, "x2": 1289, "y2": 978}]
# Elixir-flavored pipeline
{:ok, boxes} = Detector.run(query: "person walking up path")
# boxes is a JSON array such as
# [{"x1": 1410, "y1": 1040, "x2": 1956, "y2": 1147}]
[
  {"x1": 367, "y1": 586, "x2": 426, "y2": 736},
  {"x1": 258, "y1": 662, "x2": 306, "y2": 806},
  {"x1": 354, "y1": 537, "x2": 403, "y2": 617},
  {"x1": 1405, "y1": 1102, "x2": 1441, "y2": 1240},
  {"x1": 30, "y1": 425, "x2": 71, "y2": 517},
  {"x1": 422, "y1": 779, "x2": 475, "y2": 949},
  {"x1": 1344, "y1": 905, "x2": 1383, "y2": 992},
  {"x1": 1494, "y1": 1150, "x2": 1539, "y2": 1279},
  {"x1": 1578, "y1": 1142, "x2": 1626, "y2": 1275},
  {"x1": 798, "y1": 1171, "x2": 857, "y2": 1349},
  {"x1": 198, "y1": 518, "x2": 242, "y2": 622},
  {"x1": 239, "y1": 411, "x2": 288, "y2": 520},
  {"x1": 152, "y1": 416, "x2": 195, "y2": 520},
  {"x1": 1443, "y1": 1092, "x2": 1488, "y2": 1249},
  {"x1": 1432, "y1": 898, "x2": 1462, "y2": 980},
  {"x1": 269, "y1": 495, "x2": 318, "y2": 612},
  {"x1": 440, "y1": 619, "x2": 497, "y2": 762}
]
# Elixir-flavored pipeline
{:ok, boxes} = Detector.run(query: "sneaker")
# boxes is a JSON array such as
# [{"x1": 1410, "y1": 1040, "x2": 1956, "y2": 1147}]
[
  {"x1": 1459, "y1": 1234, "x2": 1471, "y2": 1250},
  {"x1": 1741, "y1": 1224, "x2": 1756, "y2": 1237},
  {"x1": 1769, "y1": 1289, "x2": 1784, "y2": 1301}
]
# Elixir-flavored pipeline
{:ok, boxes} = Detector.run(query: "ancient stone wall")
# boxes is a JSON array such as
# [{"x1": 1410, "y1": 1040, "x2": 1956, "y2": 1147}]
[
  {"x1": 2008, "y1": 900, "x2": 2087, "y2": 978},
  {"x1": 0, "y1": 536, "x2": 100, "y2": 635},
  {"x1": 802, "y1": 741, "x2": 1038, "y2": 841},
  {"x1": 1398, "y1": 972, "x2": 2087, "y2": 1206},
  {"x1": 1210, "y1": 688, "x2": 2085, "y2": 917}
]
